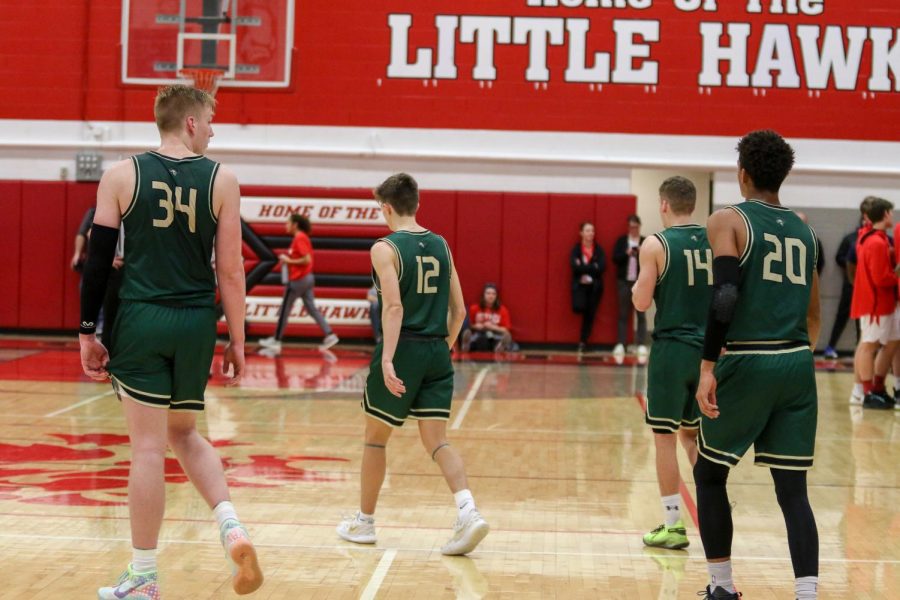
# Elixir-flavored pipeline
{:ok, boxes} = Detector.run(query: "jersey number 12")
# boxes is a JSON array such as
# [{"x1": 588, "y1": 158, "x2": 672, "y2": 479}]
[{"x1": 416, "y1": 256, "x2": 440, "y2": 294}]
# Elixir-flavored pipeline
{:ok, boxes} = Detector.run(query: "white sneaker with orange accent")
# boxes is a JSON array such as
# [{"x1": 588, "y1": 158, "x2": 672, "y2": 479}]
[{"x1": 220, "y1": 519, "x2": 264, "y2": 595}]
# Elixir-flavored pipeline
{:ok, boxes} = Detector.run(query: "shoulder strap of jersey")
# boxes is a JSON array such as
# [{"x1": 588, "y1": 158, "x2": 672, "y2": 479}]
[
  {"x1": 653, "y1": 232, "x2": 669, "y2": 283},
  {"x1": 725, "y1": 205, "x2": 753, "y2": 266},
  {"x1": 376, "y1": 236, "x2": 404, "y2": 283}
]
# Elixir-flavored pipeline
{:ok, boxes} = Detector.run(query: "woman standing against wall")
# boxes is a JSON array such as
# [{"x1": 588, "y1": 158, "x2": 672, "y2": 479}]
[{"x1": 571, "y1": 222, "x2": 607, "y2": 353}]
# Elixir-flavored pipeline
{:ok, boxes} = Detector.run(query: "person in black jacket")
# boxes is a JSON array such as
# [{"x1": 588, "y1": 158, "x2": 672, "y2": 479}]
[
  {"x1": 612, "y1": 215, "x2": 648, "y2": 355},
  {"x1": 571, "y1": 222, "x2": 607, "y2": 352}
]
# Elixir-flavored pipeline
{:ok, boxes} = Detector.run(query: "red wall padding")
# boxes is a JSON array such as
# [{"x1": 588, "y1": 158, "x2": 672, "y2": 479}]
[
  {"x1": 0, "y1": 182, "x2": 22, "y2": 327},
  {"x1": 4, "y1": 181, "x2": 634, "y2": 344}
]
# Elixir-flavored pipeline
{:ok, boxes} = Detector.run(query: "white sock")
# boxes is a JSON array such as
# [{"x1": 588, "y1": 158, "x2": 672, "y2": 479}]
[
  {"x1": 213, "y1": 500, "x2": 239, "y2": 530},
  {"x1": 453, "y1": 489, "x2": 476, "y2": 519},
  {"x1": 661, "y1": 493, "x2": 681, "y2": 527},
  {"x1": 357, "y1": 511, "x2": 374, "y2": 523},
  {"x1": 852, "y1": 383, "x2": 863, "y2": 396},
  {"x1": 132, "y1": 547, "x2": 157, "y2": 573},
  {"x1": 796, "y1": 576, "x2": 818, "y2": 599},
  {"x1": 708, "y1": 560, "x2": 735, "y2": 593}
]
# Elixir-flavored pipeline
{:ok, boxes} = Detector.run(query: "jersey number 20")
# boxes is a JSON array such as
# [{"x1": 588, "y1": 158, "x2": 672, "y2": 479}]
[
  {"x1": 416, "y1": 256, "x2": 440, "y2": 294},
  {"x1": 762, "y1": 234, "x2": 807, "y2": 285},
  {"x1": 151, "y1": 181, "x2": 197, "y2": 233}
]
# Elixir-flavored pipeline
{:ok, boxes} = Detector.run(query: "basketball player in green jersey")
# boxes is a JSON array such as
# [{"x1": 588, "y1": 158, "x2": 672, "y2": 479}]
[
  {"x1": 695, "y1": 130, "x2": 821, "y2": 600},
  {"x1": 79, "y1": 85, "x2": 263, "y2": 598},
  {"x1": 631, "y1": 176, "x2": 710, "y2": 551},
  {"x1": 336, "y1": 173, "x2": 490, "y2": 555}
]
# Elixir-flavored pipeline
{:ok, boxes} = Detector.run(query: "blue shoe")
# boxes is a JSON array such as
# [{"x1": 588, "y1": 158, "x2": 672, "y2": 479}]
[{"x1": 823, "y1": 346, "x2": 838, "y2": 359}]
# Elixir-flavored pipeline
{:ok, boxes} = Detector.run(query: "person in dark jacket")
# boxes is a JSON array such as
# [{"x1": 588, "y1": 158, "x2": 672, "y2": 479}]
[
  {"x1": 571, "y1": 222, "x2": 607, "y2": 352},
  {"x1": 612, "y1": 215, "x2": 648, "y2": 356}
]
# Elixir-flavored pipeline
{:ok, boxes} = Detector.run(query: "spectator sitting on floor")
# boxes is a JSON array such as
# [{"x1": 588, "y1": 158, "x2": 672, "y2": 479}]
[{"x1": 462, "y1": 283, "x2": 515, "y2": 352}]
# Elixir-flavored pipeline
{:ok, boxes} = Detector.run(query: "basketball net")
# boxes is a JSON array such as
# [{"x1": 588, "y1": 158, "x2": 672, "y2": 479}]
[{"x1": 179, "y1": 68, "x2": 224, "y2": 96}]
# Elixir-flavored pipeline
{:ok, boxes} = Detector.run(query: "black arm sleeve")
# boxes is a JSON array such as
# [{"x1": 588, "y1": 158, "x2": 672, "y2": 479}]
[
  {"x1": 79, "y1": 224, "x2": 119, "y2": 334},
  {"x1": 702, "y1": 256, "x2": 741, "y2": 362}
]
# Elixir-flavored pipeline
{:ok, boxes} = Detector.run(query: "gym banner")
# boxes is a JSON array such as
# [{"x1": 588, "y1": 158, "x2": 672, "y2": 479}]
[
  {"x1": 294, "y1": 0, "x2": 900, "y2": 140},
  {"x1": 245, "y1": 296, "x2": 372, "y2": 327},
  {"x1": 241, "y1": 198, "x2": 386, "y2": 226}
]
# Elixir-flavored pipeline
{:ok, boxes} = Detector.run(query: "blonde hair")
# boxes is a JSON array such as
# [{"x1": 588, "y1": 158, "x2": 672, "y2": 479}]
[{"x1": 154, "y1": 85, "x2": 216, "y2": 133}]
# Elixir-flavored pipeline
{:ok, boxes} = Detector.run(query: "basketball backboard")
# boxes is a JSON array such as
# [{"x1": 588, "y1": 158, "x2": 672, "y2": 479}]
[{"x1": 121, "y1": 0, "x2": 294, "y2": 88}]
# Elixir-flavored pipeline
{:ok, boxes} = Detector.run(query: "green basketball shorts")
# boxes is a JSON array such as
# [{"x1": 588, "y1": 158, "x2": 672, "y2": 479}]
[
  {"x1": 363, "y1": 336, "x2": 454, "y2": 427},
  {"x1": 645, "y1": 339, "x2": 702, "y2": 434},
  {"x1": 698, "y1": 343, "x2": 817, "y2": 470},
  {"x1": 107, "y1": 301, "x2": 218, "y2": 411}
]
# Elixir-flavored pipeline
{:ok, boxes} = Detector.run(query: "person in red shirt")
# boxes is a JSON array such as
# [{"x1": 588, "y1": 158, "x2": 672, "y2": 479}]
[
  {"x1": 260, "y1": 214, "x2": 338, "y2": 354},
  {"x1": 462, "y1": 284, "x2": 513, "y2": 352},
  {"x1": 850, "y1": 197, "x2": 898, "y2": 409}
]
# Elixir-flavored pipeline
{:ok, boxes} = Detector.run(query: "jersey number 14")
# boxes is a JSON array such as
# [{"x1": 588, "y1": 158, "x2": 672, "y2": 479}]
[{"x1": 683, "y1": 249, "x2": 713, "y2": 286}]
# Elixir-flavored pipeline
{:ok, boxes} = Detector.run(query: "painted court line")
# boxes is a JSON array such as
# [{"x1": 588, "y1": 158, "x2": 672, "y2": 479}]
[
  {"x1": 359, "y1": 548, "x2": 397, "y2": 600},
  {"x1": 44, "y1": 390, "x2": 115, "y2": 418},
  {"x1": 451, "y1": 366, "x2": 490, "y2": 430},
  {"x1": 0, "y1": 533, "x2": 895, "y2": 565}
]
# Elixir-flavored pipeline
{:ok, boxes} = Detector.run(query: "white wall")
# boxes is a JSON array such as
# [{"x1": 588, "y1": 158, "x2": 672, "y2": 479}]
[
  {"x1": 2, "y1": 120, "x2": 899, "y2": 202},
  {"x1": 632, "y1": 169, "x2": 712, "y2": 236}
]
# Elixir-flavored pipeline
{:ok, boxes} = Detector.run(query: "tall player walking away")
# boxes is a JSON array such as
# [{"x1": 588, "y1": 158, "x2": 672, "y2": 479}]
[
  {"x1": 631, "y1": 176, "x2": 710, "y2": 550},
  {"x1": 336, "y1": 173, "x2": 490, "y2": 555},
  {"x1": 694, "y1": 130, "x2": 820, "y2": 600},
  {"x1": 79, "y1": 85, "x2": 263, "y2": 599}
]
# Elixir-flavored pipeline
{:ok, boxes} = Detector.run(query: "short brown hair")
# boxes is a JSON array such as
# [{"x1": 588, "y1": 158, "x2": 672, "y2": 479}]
[
  {"x1": 659, "y1": 176, "x2": 697, "y2": 215},
  {"x1": 375, "y1": 173, "x2": 419, "y2": 216},
  {"x1": 860, "y1": 196, "x2": 877, "y2": 216},
  {"x1": 154, "y1": 85, "x2": 216, "y2": 133},
  {"x1": 865, "y1": 197, "x2": 893, "y2": 224}
]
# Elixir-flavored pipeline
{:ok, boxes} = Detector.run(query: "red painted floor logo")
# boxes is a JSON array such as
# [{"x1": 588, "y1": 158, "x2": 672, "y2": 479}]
[{"x1": 0, "y1": 433, "x2": 349, "y2": 506}]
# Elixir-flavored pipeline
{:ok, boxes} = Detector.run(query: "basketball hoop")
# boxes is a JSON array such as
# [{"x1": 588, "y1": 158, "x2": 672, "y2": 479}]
[{"x1": 179, "y1": 68, "x2": 225, "y2": 96}]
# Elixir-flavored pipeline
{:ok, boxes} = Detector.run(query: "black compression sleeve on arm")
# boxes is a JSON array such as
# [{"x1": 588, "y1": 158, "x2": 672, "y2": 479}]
[
  {"x1": 79, "y1": 224, "x2": 119, "y2": 334},
  {"x1": 701, "y1": 256, "x2": 741, "y2": 362}
]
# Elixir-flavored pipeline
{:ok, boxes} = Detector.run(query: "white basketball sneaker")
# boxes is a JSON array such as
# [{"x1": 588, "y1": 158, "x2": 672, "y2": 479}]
[
  {"x1": 336, "y1": 513, "x2": 376, "y2": 544},
  {"x1": 259, "y1": 336, "x2": 281, "y2": 349},
  {"x1": 441, "y1": 510, "x2": 490, "y2": 556},
  {"x1": 849, "y1": 387, "x2": 864, "y2": 405},
  {"x1": 320, "y1": 333, "x2": 340, "y2": 350}
]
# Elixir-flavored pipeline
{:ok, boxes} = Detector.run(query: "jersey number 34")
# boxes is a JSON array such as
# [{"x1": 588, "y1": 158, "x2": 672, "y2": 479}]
[{"x1": 151, "y1": 181, "x2": 197, "y2": 233}]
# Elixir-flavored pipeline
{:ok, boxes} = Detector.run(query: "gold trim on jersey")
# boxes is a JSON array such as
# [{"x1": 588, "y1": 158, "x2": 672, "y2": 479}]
[
  {"x1": 754, "y1": 450, "x2": 814, "y2": 460},
  {"x1": 378, "y1": 238, "x2": 404, "y2": 282},
  {"x1": 112, "y1": 375, "x2": 171, "y2": 399},
  {"x1": 753, "y1": 461, "x2": 813, "y2": 471},
  {"x1": 438, "y1": 235, "x2": 454, "y2": 271},
  {"x1": 362, "y1": 387, "x2": 405, "y2": 428},
  {"x1": 122, "y1": 156, "x2": 140, "y2": 220},
  {"x1": 747, "y1": 199, "x2": 791, "y2": 211},
  {"x1": 148, "y1": 151, "x2": 205, "y2": 162},
  {"x1": 725, "y1": 346, "x2": 810, "y2": 356},
  {"x1": 726, "y1": 205, "x2": 753, "y2": 266},
  {"x1": 697, "y1": 448, "x2": 737, "y2": 468},
  {"x1": 654, "y1": 232, "x2": 670, "y2": 283},
  {"x1": 208, "y1": 162, "x2": 220, "y2": 224}
]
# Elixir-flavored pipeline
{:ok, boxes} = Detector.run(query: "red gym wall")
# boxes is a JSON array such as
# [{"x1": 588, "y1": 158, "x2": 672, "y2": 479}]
[
  {"x1": 0, "y1": 181, "x2": 634, "y2": 345},
  {"x1": 2, "y1": 2, "x2": 899, "y2": 141}
]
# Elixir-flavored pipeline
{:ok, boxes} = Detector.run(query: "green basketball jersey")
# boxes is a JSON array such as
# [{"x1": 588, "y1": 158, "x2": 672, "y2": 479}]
[
  {"x1": 376, "y1": 230, "x2": 451, "y2": 337},
  {"x1": 726, "y1": 200, "x2": 818, "y2": 343},
  {"x1": 652, "y1": 225, "x2": 713, "y2": 347},
  {"x1": 119, "y1": 151, "x2": 219, "y2": 307}
]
